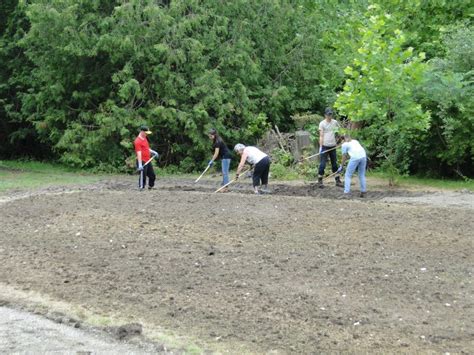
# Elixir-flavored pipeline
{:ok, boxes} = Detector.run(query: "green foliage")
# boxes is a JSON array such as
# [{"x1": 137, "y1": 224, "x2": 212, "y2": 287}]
[
  {"x1": 295, "y1": 159, "x2": 317, "y2": 179},
  {"x1": 1, "y1": 0, "x2": 347, "y2": 171},
  {"x1": 335, "y1": 5, "x2": 430, "y2": 174},
  {"x1": 371, "y1": 0, "x2": 473, "y2": 59},
  {"x1": 271, "y1": 148, "x2": 293, "y2": 167},
  {"x1": 413, "y1": 24, "x2": 474, "y2": 177},
  {"x1": 268, "y1": 147, "x2": 299, "y2": 180},
  {"x1": 270, "y1": 163, "x2": 287, "y2": 180},
  {"x1": 377, "y1": 152, "x2": 402, "y2": 187},
  {"x1": 291, "y1": 112, "x2": 323, "y2": 145},
  {"x1": 0, "y1": 0, "x2": 472, "y2": 178},
  {"x1": 270, "y1": 163, "x2": 299, "y2": 180}
]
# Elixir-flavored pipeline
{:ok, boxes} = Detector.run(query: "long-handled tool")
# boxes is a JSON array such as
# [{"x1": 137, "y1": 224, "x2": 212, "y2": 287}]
[
  {"x1": 195, "y1": 164, "x2": 212, "y2": 183},
  {"x1": 142, "y1": 155, "x2": 155, "y2": 168},
  {"x1": 136, "y1": 154, "x2": 157, "y2": 172},
  {"x1": 299, "y1": 144, "x2": 341, "y2": 162},
  {"x1": 308, "y1": 170, "x2": 341, "y2": 186},
  {"x1": 214, "y1": 168, "x2": 250, "y2": 193},
  {"x1": 322, "y1": 170, "x2": 340, "y2": 181}
]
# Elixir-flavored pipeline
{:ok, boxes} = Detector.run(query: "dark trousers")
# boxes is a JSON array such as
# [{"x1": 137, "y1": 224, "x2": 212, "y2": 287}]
[
  {"x1": 137, "y1": 161, "x2": 156, "y2": 189},
  {"x1": 318, "y1": 145, "x2": 338, "y2": 177},
  {"x1": 253, "y1": 156, "x2": 271, "y2": 187}
]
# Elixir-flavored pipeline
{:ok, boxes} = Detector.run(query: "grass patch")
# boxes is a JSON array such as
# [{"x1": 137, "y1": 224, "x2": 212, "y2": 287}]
[
  {"x1": 2, "y1": 160, "x2": 471, "y2": 193},
  {"x1": 0, "y1": 160, "x2": 107, "y2": 192},
  {"x1": 368, "y1": 171, "x2": 474, "y2": 191}
]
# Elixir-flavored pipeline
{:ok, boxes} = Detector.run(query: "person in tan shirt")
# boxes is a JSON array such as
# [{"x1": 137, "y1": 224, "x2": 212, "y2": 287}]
[{"x1": 318, "y1": 108, "x2": 343, "y2": 188}]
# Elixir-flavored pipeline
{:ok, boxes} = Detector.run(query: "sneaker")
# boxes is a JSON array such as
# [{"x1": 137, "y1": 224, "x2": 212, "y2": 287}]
[
  {"x1": 360, "y1": 192, "x2": 366, "y2": 198},
  {"x1": 335, "y1": 177, "x2": 344, "y2": 188},
  {"x1": 218, "y1": 187, "x2": 229, "y2": 193},
  {"x1": 338, "y1": 193, "x2": 351, "y2": 199},
  {"x1": 318, "y1": 177, "x2": 324, "y2": 189},
  {"x1": 148, "y1": 186, "x2": 155, "y2": 190},
  {"x1": 260, "y1": 188, "x2": 271, "y2": 194}
]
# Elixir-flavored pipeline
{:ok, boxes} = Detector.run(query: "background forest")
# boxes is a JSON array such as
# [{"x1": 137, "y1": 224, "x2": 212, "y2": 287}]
[{"x1": 0, "y1": 0, "x2": 472, "y2": 177}]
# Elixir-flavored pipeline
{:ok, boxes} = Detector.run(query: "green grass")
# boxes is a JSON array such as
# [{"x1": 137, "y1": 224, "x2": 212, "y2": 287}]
[
  {"x1": 368, "y1": 171, "x2": 474, "y2": 191},
  {"x1": 0, "y1": 160, "x2": 107, "y2": 192}
]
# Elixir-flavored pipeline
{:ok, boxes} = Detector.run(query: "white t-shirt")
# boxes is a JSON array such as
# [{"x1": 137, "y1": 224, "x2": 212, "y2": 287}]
[
  {"x1": 341, "y1": 140, "x2": 366, "y2": 160},
  {"x1": 319, "y1": 119, "x2": 340, "y2": 147},
  {"x1": 244, "y1": 146, "x2": 267, "y2": 165}
]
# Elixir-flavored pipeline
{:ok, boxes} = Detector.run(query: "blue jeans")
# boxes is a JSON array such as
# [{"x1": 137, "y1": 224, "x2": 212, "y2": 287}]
[
  {"x1": 221, "y1": 159, "x2": 231, "y2": 185},
  {"x1": 344, "y1": 157, "x2": 367, "y2": 194}
]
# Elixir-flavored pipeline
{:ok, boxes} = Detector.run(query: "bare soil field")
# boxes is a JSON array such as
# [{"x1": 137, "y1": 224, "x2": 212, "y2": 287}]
[{"x1": 0, "y1": 176, "x2": 473, "y2": 353}]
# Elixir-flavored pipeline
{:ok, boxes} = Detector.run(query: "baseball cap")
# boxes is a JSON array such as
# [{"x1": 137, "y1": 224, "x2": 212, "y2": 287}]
[
  {"x1": 324, "y1": 107, "x2": 334, "y2": 116},
  {"x1": 140, "y1": 125, "x2": 152, "y2": 134}
]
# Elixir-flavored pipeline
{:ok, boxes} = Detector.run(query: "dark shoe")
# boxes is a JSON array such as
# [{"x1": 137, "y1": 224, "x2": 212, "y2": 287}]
[
  {"x1": 360, "y1": 192, "x2": 366, "y2": 198},
  {"x1": 335, "y1": 177, "x2": 344, "y2": 188},
  {"x1": 318, "y1": 177, "x2": 324, "y2": 189}
]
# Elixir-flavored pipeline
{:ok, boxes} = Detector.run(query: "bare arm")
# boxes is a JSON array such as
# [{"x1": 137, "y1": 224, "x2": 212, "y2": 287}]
[
  {"x1": 319, "y1": 129, "x2": 324, "y2": 148},
  {"x1": 236, "y1": 152, "x2": 248, "y2": 174},
  {"x1": 211, "y1": 148, "x2": 220, "y2": 161},
  {"x1": 136, "y1": 151, "x2": 142, "y2": 165}
]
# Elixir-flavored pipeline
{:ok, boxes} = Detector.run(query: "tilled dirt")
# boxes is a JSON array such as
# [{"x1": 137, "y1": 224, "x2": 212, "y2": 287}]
[{"x1": 0, "y1": 176, "x2": 473, "y2": 353}]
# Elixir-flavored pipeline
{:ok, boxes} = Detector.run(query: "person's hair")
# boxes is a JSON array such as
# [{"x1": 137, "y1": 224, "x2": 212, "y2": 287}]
[
  {"x1": 209, "y1": 128, "x2": 224, "y2": 144},
  {"x1": 234, "y1": 143, "x2": 245, "y2": 152}
]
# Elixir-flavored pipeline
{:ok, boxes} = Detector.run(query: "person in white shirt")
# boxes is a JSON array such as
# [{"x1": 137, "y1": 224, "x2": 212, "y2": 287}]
[
  {"x1": 337, "y1": 134, "x2": 367, "y2": 197},
  {"x1": 234, "y1": 144, "x2": 271, "y2": 194}
]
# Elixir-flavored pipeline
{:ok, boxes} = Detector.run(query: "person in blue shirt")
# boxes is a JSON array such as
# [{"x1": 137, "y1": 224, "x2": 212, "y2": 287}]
[{"x1": 337, "y1": 134, "x2": 367, "y2": 197}]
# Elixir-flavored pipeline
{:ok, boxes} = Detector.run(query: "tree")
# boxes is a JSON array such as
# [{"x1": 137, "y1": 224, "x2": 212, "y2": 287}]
[
  {"x1": 414, "y1": 24, "x2": 474, "y2": 178},
  {"x1": 335, "y1": 4, "x2": 430, "y2": 175}
]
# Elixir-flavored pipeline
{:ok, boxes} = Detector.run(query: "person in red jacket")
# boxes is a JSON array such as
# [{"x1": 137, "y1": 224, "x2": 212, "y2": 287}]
[{"x1": 134, "y1": 125, "x2": 158, "y2": 190}]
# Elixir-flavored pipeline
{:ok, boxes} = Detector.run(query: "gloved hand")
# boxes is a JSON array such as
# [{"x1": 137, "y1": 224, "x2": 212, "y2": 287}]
[
  {"x1": 150, "y1": 149, "x2": 159, "y2": 158},
  {"x1": 319, "y1": 146, "x2": 323, "y2": 154},
  {"x1": 208, "y1": 160, "x2": 214, "y2": 167},
  {"x1": 137, "y1": 163, "x2": 144, "y2": 172},
  {"x1": 336, "y1": 165, "x2": 343, "y2": 174}
]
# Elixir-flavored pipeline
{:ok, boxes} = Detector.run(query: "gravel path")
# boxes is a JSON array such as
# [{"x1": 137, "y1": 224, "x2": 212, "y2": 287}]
[{"x1": 0, "y1": 306, "x2": 152, "y2": 354}]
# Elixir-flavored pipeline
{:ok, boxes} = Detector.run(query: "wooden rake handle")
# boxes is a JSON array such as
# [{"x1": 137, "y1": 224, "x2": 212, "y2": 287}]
[
  {"x1": 214, "y1": 168, "x2": 251, "y2": 193},
  {"x1": 195, "y1": 164, "x2": 211, "y2": 183},
  {"x1": 299, "y1": 144, "x2": 341, "y2": 162}
]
